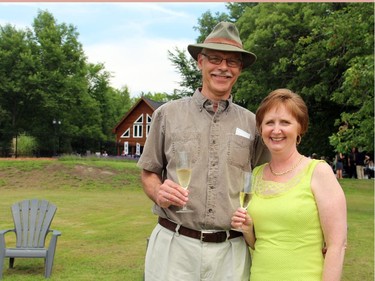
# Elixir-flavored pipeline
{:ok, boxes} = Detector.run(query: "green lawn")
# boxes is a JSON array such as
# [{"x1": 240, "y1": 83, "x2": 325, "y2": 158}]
[
  {"x1": 0, "y1": 158, "x2": 373, "y2": 280},
  {"x1": 341, "y1": 178, "x2": 374, "y2": 281}
]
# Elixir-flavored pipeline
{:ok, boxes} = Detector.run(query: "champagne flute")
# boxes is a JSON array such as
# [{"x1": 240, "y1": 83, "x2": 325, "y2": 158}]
[
  {"x1": 232, "y1": 171, "x2": 253, "y2": 232},
  {"x1": 176, "y1": 151, "x2": 193, "y2": 213}
]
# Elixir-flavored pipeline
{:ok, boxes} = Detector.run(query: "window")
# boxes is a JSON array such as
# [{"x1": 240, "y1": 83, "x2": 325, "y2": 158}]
[
  {"x1": 146, "y1": 114, "x2": 152, "y2": 137},
  {"x1": 121, "y1": 128, "x2": 130, "y2": 138},
  {"x1": 133, "y1": 114, "x2": 143, "y2": 138}
]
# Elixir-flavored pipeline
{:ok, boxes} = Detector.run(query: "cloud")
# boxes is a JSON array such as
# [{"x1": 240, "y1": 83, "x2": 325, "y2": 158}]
[
  {"x1": 0, "y1": 2, "x2": 228, "y2": 97},
  {"x1": 85, "y1": 37, "x2": 191, "y2": 96}
]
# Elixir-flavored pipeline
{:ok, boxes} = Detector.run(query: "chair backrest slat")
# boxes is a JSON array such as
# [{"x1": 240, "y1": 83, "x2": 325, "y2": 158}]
[
  {"x1": 28, "y1": 199, "x2": 40, "y2": 247},
  {"x1": 11, "y1": 202, "x2": 22, "y2": 246},
  {"x1": 21, "y1": 200, "x2": 30, "y2": 247},
  {"x1": 37, "y1": 200, "x2": 55, "y2": 247},
  {"x1": 11, "y1": 199, "x2": 57, "y2": 248}
]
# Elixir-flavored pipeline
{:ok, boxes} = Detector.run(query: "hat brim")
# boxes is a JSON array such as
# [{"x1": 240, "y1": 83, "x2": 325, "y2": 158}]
[{"x1": 188, "y1": 43, "x2": 256, "y2": 68}]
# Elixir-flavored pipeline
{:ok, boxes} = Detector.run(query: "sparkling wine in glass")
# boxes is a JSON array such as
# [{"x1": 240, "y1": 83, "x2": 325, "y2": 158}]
[
  {"x1": 240, "y1": 172, "x2": 252, "y2": 209},
  {"x1": 176, "y1": 151, "x2": 193, "y2": 213},
  {"x1": 232, "y1": 171, "x2": 252, "y2": 231}
]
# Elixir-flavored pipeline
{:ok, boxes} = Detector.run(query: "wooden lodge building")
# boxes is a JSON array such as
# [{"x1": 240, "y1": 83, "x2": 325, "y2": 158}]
[{"x1": 112, "y1": 97, "x2": 165, "y2": 156}]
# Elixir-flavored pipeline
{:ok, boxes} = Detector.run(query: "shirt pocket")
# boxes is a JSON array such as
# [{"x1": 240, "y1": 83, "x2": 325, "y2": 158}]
[{"x1": 227, "y1": 134, "x2": 251, "y2": 170}]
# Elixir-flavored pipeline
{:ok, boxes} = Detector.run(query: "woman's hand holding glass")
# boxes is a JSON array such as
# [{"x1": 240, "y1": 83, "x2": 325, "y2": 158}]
[{"x1": 231, "y1": 208, "x2": 253, "y2": 233}]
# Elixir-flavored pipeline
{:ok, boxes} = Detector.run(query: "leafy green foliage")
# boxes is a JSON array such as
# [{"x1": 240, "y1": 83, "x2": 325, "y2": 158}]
[
  {"x1": 0, "y1": 24, "x2": 39, "y2": 155},
  {"x1": 194, "y1": 11, "x2": 230, "y2": 43},
  {"x1": 11, "y1": 133, "x2": 38, "y2": 157},
  {"x1": 137, "y1": 91, "x2": 173, "y2": 102},
  {"x1": 167, "y1": 47, "x2": 201, "y2": 97}
]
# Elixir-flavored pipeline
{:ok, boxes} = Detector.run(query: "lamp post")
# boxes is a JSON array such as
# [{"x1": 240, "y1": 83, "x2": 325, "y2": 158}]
[{"x1": 52, "y1": 119, "x2": 61, "y2": 156}]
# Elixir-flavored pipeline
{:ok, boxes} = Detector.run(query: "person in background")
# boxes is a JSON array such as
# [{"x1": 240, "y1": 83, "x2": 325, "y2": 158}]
[
  {"x1": 137, "y1": 22, "x2": 269, "y2": 281},
  {"x1": 232, "y1": 89, "x2": 347, "y2": 281},
  {"x1": 348, "y1": 147, "x2": 358, "y2": 178},
  {"x1": 335, "y1": 152, "x2": 344, "y2": 179},
  {"x1": 355, "y1": 149, "x2": 365, "y2": 179},
  {"x1": 364, "y1": 154, "x2": 374, "y2": 179}
]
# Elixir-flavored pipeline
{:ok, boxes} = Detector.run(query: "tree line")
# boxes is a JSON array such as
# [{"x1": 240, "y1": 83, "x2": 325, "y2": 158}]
[
  {"x1": 0, "y1": 3, "x2": 373, "y2": 158},
  {"x1": 0, "y1": 11, "x2": 132, "y2": 156}
]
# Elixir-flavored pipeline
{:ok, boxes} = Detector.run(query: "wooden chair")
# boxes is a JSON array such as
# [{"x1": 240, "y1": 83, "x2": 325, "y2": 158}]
[{"x1": 0, "y1": 199, "x2": 61, "y2": 279}]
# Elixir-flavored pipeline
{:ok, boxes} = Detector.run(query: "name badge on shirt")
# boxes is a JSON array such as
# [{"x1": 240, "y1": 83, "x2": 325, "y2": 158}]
[{"x1": 235, "y1": 128, "x2": 251, "y2": 139}]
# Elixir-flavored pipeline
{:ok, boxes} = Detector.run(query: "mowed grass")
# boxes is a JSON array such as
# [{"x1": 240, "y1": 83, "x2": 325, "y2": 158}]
[
  {"x1": 0, "y1": 158, "x2": 155, "y2": 281},
  {"x1": 341, "y1": 178, "x2": 374, "y2": 281},
  {"x1": 0, "y1": 158, "x2": 373, "y2": 280}
]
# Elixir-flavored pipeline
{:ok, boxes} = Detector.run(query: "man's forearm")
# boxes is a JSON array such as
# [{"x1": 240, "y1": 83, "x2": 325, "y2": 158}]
[{"x1": 141, "y1": 169, "x2": 162, "y2": 203}]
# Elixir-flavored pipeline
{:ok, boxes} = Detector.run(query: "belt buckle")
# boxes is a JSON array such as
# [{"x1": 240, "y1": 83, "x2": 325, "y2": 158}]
[{"x1": 200, "y1": 230, "x2": 215, "y2": 242}]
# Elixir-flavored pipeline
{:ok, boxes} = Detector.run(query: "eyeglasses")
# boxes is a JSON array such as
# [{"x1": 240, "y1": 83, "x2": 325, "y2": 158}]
[{"x1": 201, "y1": 53, "x2": 243, "y2": 68}]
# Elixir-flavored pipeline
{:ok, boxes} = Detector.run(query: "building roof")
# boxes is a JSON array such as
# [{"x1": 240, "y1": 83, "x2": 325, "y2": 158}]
[
  {"x1": 143, "y1": 97, "x2": 165, "y2": 110},
  {"x1": 112, "y1": 96, "x2": 165, "y2": 133}
]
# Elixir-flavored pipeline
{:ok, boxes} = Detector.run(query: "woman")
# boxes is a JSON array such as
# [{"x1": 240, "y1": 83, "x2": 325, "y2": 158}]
[
  {"x1": 335, "y1": 152, "x2": 344, "y2": 179},
  {"x1": 232, "y1": 89, "x2": 347, "y2": 281}
]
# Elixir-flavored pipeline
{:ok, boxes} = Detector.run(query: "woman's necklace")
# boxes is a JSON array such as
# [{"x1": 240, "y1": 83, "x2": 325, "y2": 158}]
[{"x1": 269, "y1": 156, "x2": 304, "y2": 176}]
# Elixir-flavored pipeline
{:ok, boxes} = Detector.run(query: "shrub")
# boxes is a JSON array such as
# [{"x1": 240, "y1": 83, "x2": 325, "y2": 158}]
[{"x1": 12, "y1": 133, "x2": 38, "y2": 157}]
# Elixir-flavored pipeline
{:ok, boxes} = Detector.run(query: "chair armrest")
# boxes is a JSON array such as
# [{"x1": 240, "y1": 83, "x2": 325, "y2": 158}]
[
  {"x1": 0, "y1": 229, "x2": 15, "y2": 251},
  {"x1": 0, "y1": 229, "x2": 15, "y2": 236},
  {"x1": 47, "y1": 229, "x2": 61, "y2": 252},
  {"x1": 50, "y1": 229, "x2": 62, "y2": 237}
]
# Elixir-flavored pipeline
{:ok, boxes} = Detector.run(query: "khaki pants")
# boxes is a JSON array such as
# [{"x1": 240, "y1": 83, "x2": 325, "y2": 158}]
[
  {"x1": 356, "y1": 165, "x2": 365, "y2": 179},
  {"x1": 145, "y1": 224, "x2": 251, "y2": 281}
]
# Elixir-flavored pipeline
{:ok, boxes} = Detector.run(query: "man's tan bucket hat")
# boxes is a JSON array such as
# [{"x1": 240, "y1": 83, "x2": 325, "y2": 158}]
[{"x1": 187, "y1": 21, "x2": 256, "y2": 68}]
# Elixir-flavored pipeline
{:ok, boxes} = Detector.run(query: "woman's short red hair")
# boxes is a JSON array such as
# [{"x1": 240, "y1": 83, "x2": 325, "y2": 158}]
[{"x1": 255, "y1": 89, "x2": 309, "y2": 136}]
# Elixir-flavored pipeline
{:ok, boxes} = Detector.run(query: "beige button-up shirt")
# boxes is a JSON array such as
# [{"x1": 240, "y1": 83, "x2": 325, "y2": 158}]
[{"x1": 137, "y1": 89, "x2": 269, "y2": 230}]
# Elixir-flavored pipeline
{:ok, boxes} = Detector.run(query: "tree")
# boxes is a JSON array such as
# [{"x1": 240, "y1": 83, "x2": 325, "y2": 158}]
[
  {"x1": 326, "y1": 4, "x2": 374, "y2": 153},
  {"x1": 329, "y1": 54, "x2": 374, "y2": 153},
  {"x1": 114, "y1": 86, "x2": 132, "y2": 117},
  {"x1": 194, "y1": 11, "x2": 230, "y2": 43},
  {"x1": 167, "y1": 48, "x2": 201, "y2": 97},
  {"x1": 0, "y1": 24, "x2": 39, "y2": 156},
  {"x1": 28, "y1": 10, "x2": 93, "y2": 154},
  {"x1": 138, "y1": 91, "x2": 172, "y2": 102},
  {"x1": 235, "y1": 3, "x2": 374, "y2": 156},
  {"x1": 225, "y1": 2, "x2": 258, "y2": 21}
]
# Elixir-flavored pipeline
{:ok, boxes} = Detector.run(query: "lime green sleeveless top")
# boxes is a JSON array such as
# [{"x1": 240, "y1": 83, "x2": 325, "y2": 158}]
[{"x1": 248, "y1": 160, "x2": 324, "y2": 281}]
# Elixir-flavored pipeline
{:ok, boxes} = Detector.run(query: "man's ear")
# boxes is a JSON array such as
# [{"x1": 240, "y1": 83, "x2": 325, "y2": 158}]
[{"x1": 197, "y1": 54, "x2": 203, "y2": 70}]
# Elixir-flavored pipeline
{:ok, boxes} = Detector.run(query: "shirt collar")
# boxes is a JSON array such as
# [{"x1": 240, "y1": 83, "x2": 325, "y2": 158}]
[{"x1": 193, "y1": 88, "x2": 232, "y2": 113}]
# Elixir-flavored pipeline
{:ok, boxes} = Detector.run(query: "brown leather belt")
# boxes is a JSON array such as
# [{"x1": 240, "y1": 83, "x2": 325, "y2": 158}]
[{"x1": 158, "y1": 217, "x2": 242, "y2": 243}]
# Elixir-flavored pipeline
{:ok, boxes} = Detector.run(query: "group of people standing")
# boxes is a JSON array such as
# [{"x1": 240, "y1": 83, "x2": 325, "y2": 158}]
[
  {"x1": 137, "y1": 22, "x2": 347, "y2": 281},
  {"x1": 335, "y1": 148, "x2": 373, "y2": 179}
]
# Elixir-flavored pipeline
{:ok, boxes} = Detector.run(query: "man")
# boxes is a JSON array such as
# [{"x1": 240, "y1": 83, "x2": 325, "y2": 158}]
[
  {"x1": 355, "y1": 149, "x2": 365, "y2": 179},
  {"x1": 137, "y1": 22, "x2": 269, "y2": 281},
  {"x1": 348, "y1": 147, "x2": 358, "y2": 178}
]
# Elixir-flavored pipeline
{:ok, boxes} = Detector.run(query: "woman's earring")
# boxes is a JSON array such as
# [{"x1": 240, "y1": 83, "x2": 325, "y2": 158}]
[{"x1": 296, "y1": 135, "x2": 302, "y2": 145}]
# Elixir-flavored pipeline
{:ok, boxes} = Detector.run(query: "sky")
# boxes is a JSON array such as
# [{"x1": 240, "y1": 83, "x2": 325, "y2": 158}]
[{"x1": 0, "y1": 2, "x2": 228, "y2": 97}]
